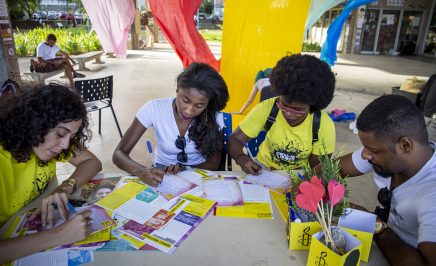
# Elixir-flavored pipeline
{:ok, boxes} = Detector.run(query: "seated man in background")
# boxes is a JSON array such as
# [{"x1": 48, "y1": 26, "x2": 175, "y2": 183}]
[
  {"x1": 31, "y1": 33, "x2": 85, "y2": 87},
  {"x1": 338, "y1": 94, "x2": 436, "y2": 265}
]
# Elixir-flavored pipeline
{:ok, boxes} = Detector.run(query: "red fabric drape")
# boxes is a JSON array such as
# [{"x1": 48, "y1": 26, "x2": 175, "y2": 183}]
[{"x1": 148, "y1": 0, "x2": 220, "y2": 71}]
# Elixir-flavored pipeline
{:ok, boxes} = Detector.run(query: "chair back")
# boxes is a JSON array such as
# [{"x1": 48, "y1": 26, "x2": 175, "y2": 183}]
[
  {"x1": 218, "y1": 112, "x2": 233, "y2": 171},
  {"x1": 0, "y1": 79, "x2": 18, "y2": 98},
  {"x1": 75, "y1": 76, "x2": 113, "y2": 103},
  {"x1": 420, "y1": 74, "x2": 436, "y2": 117},
  {"x1": 247, "y1": 131, "x2": 266, "y2": 157}
]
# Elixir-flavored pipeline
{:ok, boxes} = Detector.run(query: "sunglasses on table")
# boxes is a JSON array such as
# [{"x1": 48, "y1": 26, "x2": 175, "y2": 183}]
[
  {"x1": 276, "y1": 99, "x2": 308, "y2": 117},
  {"x1": 175, "y1": 135, "x2": 188, "y2": 163},
  {"x1": 374, "y1": 187, "x2": 392, "y2": 223}
]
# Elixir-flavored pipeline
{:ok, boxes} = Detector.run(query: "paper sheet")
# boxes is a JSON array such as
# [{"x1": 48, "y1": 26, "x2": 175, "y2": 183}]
[
  {"x1": 157, "y1": 174, "x2": 197, "y2": 200},
  {"x1": 244, "y1": 171, "x2": 292, "y2": 193},
  {"x1": 202, "y1": 177, "x2": 243, "y2": 206}
]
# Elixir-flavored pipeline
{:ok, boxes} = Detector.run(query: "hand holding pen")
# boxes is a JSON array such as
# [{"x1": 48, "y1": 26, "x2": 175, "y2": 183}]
[
  {"x1": 141, "y1": 141, "x2": 163, "y2": 187},
  {"x1": 236, "y1": 142, "x2": 262, "y2": 175}
]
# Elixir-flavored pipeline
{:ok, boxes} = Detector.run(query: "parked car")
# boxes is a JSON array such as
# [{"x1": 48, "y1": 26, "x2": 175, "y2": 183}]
[
  {"x1": 59, "y1": 12, "x2": 74, "y2": 20},
  {"x1": 47, "y1": 12, "x2": 59, "y2": 20},
  {"x1": 74, "y1": 13, "x2": 83, "y2": 24},
  {"x1": 32, "y1": 12, "x2": 47, "y2": 20}
]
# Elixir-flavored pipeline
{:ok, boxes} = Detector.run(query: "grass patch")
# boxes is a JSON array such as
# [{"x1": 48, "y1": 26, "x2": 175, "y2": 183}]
[{"x1": 199, "y1": 29, "x2": 222, "y2": 42}]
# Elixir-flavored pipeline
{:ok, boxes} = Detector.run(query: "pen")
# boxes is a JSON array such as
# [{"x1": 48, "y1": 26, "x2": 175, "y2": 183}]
[
  {"x1": 244, "y1": 141, "x2": 265, "y2": 171},
  {"x1": 243, "y1": 141, "x2": 256, "y2": 161},
  {"x1": 286, "y1": 192, "x2": 302, "y2": 222},
  {"x1": 147, "y1": 141, "x2": 156, "y2": 167},
  {"x1": 286, "y1": 192, "x2": 296, "y2": 221}
]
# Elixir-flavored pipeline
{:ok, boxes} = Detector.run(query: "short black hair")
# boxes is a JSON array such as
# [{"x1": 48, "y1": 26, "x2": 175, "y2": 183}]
[
  {"x1": 0, "y1": 83, "x2": 90, "y2": 163},
  {"x1": 47, "y1": 33, "x2": 57, "y2": 41},
  {"x1": 269, "y1": 54, "x2": 335, "y2": 112},
  {"x1": 357, "y1": 94, "x2": 428, "y2": 147}
]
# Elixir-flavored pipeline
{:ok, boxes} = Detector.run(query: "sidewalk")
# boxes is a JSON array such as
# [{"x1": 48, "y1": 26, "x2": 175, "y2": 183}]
[{"x1": 16, "y1": 43, "x2": 436, "y2": 211}]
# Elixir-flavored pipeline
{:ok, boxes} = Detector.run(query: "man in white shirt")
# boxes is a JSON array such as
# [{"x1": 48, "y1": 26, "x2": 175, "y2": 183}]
[
  {"x1": 339, "y1": 95, "x2": 436, "y2": 265},
  {"x1": 31, "y1": 34, "x2": 85, "y2": 87}
]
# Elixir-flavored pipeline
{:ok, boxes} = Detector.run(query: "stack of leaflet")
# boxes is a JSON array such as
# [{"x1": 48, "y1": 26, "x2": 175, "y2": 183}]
[
  {"x1": 212, "y1": 171, "x2": 292, "y2": 219},
  {"x1": 94, "y1": 172, "x2": 216, "y2": 254}
]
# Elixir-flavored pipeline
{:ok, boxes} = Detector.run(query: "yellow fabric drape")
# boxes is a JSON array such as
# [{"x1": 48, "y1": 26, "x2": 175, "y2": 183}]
[{"x1": 221, "y1": 0, "x2": 311, "y2": 128}]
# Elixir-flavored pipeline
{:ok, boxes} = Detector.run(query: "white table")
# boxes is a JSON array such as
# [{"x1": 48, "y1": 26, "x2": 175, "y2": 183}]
[{"x1": 1, "y1": 172, "x2": 389, "y2": 266}]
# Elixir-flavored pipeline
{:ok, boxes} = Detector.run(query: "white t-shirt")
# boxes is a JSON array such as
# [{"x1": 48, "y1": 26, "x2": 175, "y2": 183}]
[
  {"x1": 36, "y1": 42, "x2": 60, "y2": 60},
  {"x1": 255, "y1": 78, "x2": 270, "y2": 92},
  {"x1": 352, "y1": 145, "x2": 436, "y2": 247},
  {"x1": 136, "y1": 97, "x2": 224, "y2": 166}
]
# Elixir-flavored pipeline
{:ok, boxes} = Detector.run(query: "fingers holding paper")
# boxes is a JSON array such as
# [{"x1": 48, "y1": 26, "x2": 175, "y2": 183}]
[
  {"x1": 56, "y1": 210, "x2": 93, "y2": 244},
  {"x1": 163, "y1": 164, "x2": 184, "y2": 175},
  {"x1": 29, "y1": 189, "x2": 70, "y2": 227}
]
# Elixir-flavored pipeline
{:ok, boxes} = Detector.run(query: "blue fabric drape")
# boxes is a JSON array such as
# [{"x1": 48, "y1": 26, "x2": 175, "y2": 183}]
[{"x1": 320, "y1": 0, "x2": 376, "y2": 66}]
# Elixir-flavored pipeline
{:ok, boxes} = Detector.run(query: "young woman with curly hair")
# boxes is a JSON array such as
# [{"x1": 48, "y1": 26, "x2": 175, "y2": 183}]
[
  {"x1": 0, "y1": 83, "x2": 102, "y2": 264},
  {"x1": 229, "y1": 54, "x2": 336, "y2": 175},
  {"x1": 113, "y1": 62, "x2": 229, "y2": 187}
]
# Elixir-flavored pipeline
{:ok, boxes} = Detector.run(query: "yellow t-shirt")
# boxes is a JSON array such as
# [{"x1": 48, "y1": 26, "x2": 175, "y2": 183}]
[
  {"x1": 239, "y1": 97, "x2": 336, "y2": 170},
  {"x1": 0, "y1": 145, "x2": 70, "y2": 227}
]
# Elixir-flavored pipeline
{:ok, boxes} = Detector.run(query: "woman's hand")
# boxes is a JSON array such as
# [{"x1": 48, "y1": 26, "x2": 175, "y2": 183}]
[
  {"x1": 53, "y1": 210, "x2": 93, "y2": 245},
  {"x1": 237, "y1": 154, "x2": 262, "y2": 175},
  {"x1": 136, "y1": 166, "x2": 164, "y2": 187},
  {"x1": 28, "y1": 185, "x2": 71, "y2": 227},
  {"x1": 163, "y1": 164, "x2": 185, "y2": 175}
]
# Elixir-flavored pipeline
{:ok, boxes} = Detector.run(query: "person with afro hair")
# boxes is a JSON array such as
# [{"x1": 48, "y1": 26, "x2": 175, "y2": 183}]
[{"x1": 229, "y1": 54, "x2": 336, "y2": 174}]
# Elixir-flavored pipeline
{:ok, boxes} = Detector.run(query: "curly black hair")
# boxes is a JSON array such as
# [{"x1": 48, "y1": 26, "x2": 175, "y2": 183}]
[
  {"x1": 357, "y1": 94, "x2": 427, "y2": 150},
  {"x1": 177, "y1": 62, "x2": 229, "y2": 159},
  {"x1": 269, "y1": 54, "x2": 335, "y2": 112},
  {"x1": 0, "y1": 83, "x2": 91, "y2": 163}
]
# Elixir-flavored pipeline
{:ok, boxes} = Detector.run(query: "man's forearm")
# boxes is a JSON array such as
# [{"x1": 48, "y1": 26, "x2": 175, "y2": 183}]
[{"x1": 374, "y1": 227, "x2": 426, "y2": 266}]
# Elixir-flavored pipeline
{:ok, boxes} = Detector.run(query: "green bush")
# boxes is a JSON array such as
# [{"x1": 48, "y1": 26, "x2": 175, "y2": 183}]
[
  {"x1": 302, "y1": 42, "x2": 322, "y2": 52},
  {"x1": 14, "y1": 27, "x2": 102, "y2": 57}
]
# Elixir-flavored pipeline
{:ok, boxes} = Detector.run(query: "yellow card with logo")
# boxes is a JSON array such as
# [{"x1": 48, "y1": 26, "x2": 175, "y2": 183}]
[
  {"x1": 288, "y1": 220, "x2": 321, "y2": 250},
  {"x1": 307, "y1": 229, "x2": 362, "y2": 266}
]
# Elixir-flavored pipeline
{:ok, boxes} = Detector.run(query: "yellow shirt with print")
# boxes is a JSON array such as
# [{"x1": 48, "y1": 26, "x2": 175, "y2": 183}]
[
  {"x1": 0, "y1": 145, "x2": 70, "y2": 227},
  {"x1": 239, "y1": 97, "x2": 336, "y2": 170}
]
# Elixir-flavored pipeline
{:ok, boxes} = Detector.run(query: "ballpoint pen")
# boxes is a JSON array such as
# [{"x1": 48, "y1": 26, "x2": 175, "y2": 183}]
[
  {"x1": 147, "y1": 141, "x2": 156, "y2": 167},
  {"x1": 244, "y1": 141, "x2": 265, "y2": 171},
  {"x1": 286, "y1": 191, "x2": 302, "y2": 222}
]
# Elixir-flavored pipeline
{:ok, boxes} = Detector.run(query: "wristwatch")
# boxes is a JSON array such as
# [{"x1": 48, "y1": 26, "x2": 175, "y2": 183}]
[
  {"x1": 375, "y1": 220, "x2": 387, "y2": 234},
  {"x1": 62, "y1": 178, "x2": 77, "y2": 193}
]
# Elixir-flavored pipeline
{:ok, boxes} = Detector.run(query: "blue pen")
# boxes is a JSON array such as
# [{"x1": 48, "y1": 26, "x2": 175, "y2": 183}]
[
  {"x1": 146, "y1": 141, "x2": 156, "y2": 167},
  {"x1": 286, "y1": 192, "x2": 296, "y2": 221},
  {"x1": 286, "y1": 192, "x2": 302, "y2": 222},
  {"x1": 67, "y1": 202, "x2": 76, "y2": 213},
  {"x1": 297, "y1": 173, "x2": 305, "y2": 181}
]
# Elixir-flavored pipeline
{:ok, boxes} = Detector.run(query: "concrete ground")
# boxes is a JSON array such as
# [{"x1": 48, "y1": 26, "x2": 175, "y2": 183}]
[{"x1": 16, "y1": 42, "x2": 436, "y2": 212}]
